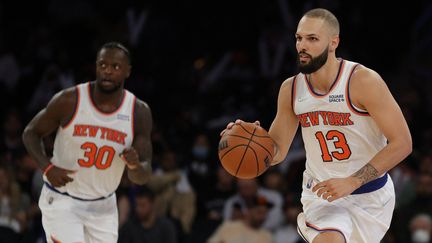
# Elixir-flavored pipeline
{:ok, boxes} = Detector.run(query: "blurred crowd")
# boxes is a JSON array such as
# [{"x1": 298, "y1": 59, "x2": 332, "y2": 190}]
[{"x1": 0, "y1": 0, "x2": 431, "y2": 243}]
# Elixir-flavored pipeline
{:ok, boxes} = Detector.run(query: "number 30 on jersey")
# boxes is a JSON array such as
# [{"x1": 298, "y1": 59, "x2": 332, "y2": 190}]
[{"x1": 78, "y1": 142, "x2": 115, "y2": 169}]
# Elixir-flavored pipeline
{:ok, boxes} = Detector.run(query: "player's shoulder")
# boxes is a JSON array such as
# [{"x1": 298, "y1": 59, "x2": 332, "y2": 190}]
[
  {"x1": 42, "y1": 85, "x2": 78, "y2": 121},
  {"x1": 281, "y1": 75, "x2": 297, "y2": 87},
  {"x1": 133, "y1": 98, "x2": 152, "y2": 130},
  {"x1": 279, "y1": 75, "x2": 298, "y2": 93},
  {"x1": 349, "y1": 64, "x2": 389, "y2": 104},
  {"x1": 351, "y1": 64, "x2": 384, "y2": 87},
  {"x1": 48, "y1": 86, "x2": 78, "y2": 109},
  {"x1": 134, "y1": 98, "x2": 151, "y2": 114}
]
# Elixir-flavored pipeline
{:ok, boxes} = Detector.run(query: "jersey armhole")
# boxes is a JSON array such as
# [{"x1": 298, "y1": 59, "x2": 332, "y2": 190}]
[
  {"x1": 291, "y1": 75, "x2": 298, "y2": 111},
  {"x1": 131, "y1": 96, "x2": 137, "y2": 144},
  {"x1": 61, "y1": 86, "x2": 80, "y2": 129},
  {"x1": 345, "y1": 65, "x2": 370, "y2": 116}
]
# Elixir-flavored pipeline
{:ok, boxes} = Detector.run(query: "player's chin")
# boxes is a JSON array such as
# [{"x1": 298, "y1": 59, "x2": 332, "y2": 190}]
[
  {"x1": 97, "y1": 80, "x2": 121, "y2": 93},
  {"x1": 299, "y1": 60, "x2": 310, "y2": 66}
]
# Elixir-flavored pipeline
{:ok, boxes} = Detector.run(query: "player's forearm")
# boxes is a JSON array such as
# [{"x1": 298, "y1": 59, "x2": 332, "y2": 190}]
[
  {"x1": 351, "y1": 138, "x2": 412, "y2": 186},
  {"x1": 271, "y1": 142, "x2": 286, "y2": 164},
  {"x1": 22, "y1": 127, "x2": 51, "y2": 170},
  {"x1": 127, "y1": 161, "x2": 152, "y2": 185}
]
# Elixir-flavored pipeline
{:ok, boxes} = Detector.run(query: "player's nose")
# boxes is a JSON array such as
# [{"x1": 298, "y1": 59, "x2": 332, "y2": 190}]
[
  {"x1": 297, "y1": 39, "x2": 308, "y2": 51},
  {"x1": 102, "y1": 65, "x2": 114, "y2": 75}
]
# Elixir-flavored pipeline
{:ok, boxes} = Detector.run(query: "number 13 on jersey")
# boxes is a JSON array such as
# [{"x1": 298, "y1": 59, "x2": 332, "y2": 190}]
[{"x1": 315, "y1": 130, "x2": 351, "y2": 162}]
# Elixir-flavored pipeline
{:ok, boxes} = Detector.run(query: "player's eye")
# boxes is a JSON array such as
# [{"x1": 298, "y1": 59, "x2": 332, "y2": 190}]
[
  {"x1": 309, "y1": 37, "x2": 318, "y2": 41},
  {"x1": 296, "y1": 36, "x2": 302, "y2": 41},
  {"x1": 114, "y1": 64, "x2": 120, "y2": 70},
  {"x1": 99, "y1": 63, "x2": 106, "y2": 68}
]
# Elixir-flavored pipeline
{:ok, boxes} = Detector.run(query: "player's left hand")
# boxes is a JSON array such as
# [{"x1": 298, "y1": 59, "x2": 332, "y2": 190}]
[
  {"x1": 312, "y1": 177, "x2": 362, "y2": 202},
  {"x1": 120, "y1": 147, "x2": 140, "y2": 170}
]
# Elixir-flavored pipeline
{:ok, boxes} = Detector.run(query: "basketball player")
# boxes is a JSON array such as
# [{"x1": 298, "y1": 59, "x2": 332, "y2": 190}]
[
  {"x1": 22, "y1": 42, "x2": 153, "y2": 243},
  {"x1": 222, "y1": 8, "x2": 412, "y2": 243}
]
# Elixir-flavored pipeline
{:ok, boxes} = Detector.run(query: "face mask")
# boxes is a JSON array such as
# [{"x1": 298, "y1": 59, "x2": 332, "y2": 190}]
[
  {"x1": 412, "y1": 229, "x2": 430, "y2": 243},
  {"x1": 193, "y1": 146, "x2": 209, "y2": 159}
]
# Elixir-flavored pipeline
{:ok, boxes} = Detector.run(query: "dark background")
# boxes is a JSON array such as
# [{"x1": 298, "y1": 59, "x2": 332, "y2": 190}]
[{"x1": 0, "y1": 0, "x2": 431, "y2": 242}]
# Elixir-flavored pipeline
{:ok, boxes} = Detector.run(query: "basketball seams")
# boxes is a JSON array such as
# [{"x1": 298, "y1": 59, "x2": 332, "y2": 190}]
[
  {"x1": 235, "y1": 127, "x2": 257, "y2": 176},
  {"x1": 226, "y1": 134, "x2": 273, "y2": 157},
  {"x1": 218, "y1": 122, "x2": 275, "y2": 179},
  {"x1": 237, "y1": 123, "x2": 271, "y2": 138},
  {"x1": 219, "y1": 144, "x2": 250, "y2": 160},
  {"x1": 238, "y1": 123, "x2": 255, "y2": 135},
  {"x1": 248, "y1": 146, "x2": 260, "y2": 177}
]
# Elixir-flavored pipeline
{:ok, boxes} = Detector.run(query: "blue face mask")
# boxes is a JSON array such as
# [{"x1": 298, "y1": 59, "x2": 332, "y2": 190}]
[{"x1": 193, "y1": 146, "x2": 209, "y2": 159}]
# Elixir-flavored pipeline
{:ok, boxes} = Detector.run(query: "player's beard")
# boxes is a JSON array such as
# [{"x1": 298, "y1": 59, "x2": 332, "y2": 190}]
[
  {"x1": 95, "y1": 79, "x2": 122, "y2": 94},
  {"x1": 297, "y1": 46, "x2": 329, "y2": 74}
]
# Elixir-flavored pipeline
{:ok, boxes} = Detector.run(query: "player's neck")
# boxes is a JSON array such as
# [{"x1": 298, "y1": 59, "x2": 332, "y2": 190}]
[
  {"x1": 91, "y1": 82, "x2": 124, "y2": 112},
  {"x1": 308, "y1": 57, "x2": 340, "y2": 94}
]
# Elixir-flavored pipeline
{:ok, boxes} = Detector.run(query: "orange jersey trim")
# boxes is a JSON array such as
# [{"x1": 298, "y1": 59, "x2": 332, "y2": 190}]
[
  {"x1": 304, "y1": 59, "x2": 345, "y2": 98},
  {"x1": 50, "y1": 235, "x2": 62, "y2": 243},
  {"x1": 131, "y1": 96, "x2": 137, "y2": 143},
  {"x1": 345, "y1": 65, "x2": 370, "y2": 116},
  {"x1": 291, "y1": 75, "x2": 298, "y2": 111},
  {"x1": 62, "y1": 86, "x2": 81, "y2": 129},
  {"x1": 87, "y1": 82, "x2": 126, "y2": 116},
  {"x1": 306, "y1": 221, "x2": 347, "y2": 242}
]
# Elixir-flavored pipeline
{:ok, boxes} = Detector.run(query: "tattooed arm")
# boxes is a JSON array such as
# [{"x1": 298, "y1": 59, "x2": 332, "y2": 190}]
[
  {"x1": 351, "y1": 163, "x2": 379, "y2": 186},
  {"x1": 313, "y1": 67, "x2": 411, "y2": 202},
  {"x1": 348, "y1": 67, "x2": 411, "y2": 186}
]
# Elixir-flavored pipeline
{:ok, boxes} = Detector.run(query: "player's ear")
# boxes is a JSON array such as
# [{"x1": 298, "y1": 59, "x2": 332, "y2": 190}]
[
  {"x1": 329, "y1": 35, "x2": 339, "y2": 53},
  {"x1": 126, "y1": 65, "x2": 132, "y2": 78}
]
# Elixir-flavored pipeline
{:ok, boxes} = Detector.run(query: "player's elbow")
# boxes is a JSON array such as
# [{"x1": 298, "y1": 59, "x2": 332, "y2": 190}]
[
  {"x1": 396, "y1": 134, "x2": 412, "y2": 160},
  {"x1": 402, "y1": 135, "x2": 413, "y2": 157},
  {"x1": 22, "y1": 126, "x2": 34, "y2": 147}
]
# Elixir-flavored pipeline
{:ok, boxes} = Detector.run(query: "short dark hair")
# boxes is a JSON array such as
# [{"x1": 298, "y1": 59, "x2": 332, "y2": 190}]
[
  {"x1": 303, "y1": 8, "x2": 340, "y2": 35},
  {"x1": 135, "y1": 186, "x2": 155, "y2": 201},
  {"x1": 97, "y1": 42, "x2": 131, "y2": 64}
]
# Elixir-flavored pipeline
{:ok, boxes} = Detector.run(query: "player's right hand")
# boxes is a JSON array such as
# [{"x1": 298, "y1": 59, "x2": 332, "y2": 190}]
[
  {"x1": 46, "y1": 166, "x2": 76, "y2": 187},
  {"x1": 220, "y1": 119, "x2": 261, "y2": 136}
]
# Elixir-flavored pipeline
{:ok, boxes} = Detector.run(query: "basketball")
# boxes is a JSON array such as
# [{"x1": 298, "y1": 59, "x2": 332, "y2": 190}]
[{"x1": 218, "y1": 122, "x2": 275, "y2": 179}]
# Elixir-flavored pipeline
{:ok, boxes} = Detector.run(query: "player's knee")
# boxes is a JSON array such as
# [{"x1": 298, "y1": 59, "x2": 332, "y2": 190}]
[{"x1": 313, "y1": 231, "x2": 345, "y2": 243}]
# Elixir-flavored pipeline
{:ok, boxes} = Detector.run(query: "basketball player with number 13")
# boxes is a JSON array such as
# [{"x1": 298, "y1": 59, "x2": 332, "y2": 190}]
[
  {"x1": 22, "y1": 42, "x2": 153, "y2": 243},
  {"x1": 222, "y1": 8, "x2": 411, "y2": 243}
]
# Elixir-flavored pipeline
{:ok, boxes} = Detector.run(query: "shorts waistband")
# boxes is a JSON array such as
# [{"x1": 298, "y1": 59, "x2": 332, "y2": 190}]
[
  {"x1": 303, "y1": 172, "x2": 388, "y2": 195},
  {"x1": 44, "y1": 182, "x2": 113, "y2": 201},
  {"x1": 351, "y1": 173, "x2": 388, "y2": 194}
]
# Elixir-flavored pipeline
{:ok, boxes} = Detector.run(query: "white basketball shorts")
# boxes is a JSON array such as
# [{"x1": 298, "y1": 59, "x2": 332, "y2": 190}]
[
  {"x1": 38, "y1": 184, "x2": 118, "y2": 243},
  {"x1": 300, "y1": 171, "x2": 395, "y2": 243}
]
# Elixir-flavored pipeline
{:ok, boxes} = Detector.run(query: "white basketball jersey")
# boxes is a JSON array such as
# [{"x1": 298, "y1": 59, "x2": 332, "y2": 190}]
[
  {"x1": 48, "y1": 82, "x2": 135, "y2": 199},
  {"x1": 293, "y1": 59, "x2": 386, "y2": 181}
]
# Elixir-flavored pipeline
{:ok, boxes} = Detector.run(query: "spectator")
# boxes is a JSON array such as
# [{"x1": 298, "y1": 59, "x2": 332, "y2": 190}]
[
  {"x1": 274, "y1": 201, "x2": 302, "y2": 243},
  {"x1": 119, "y1": 186, "x2": 177, "y2": 243},
  {"x1": 147, "y1": 150, "x2": 196, "y2": 234},
  {"x1": 394, "y1": 173, "x2": 432, "y2": 241},
  {"x1": 186, "y1": 166, "x2": 236, "y2": 243},
  {"x1": 0, "y1": 165, "x2": 29, "y2": 238},
  {"x1": 410, "y1": 214, "x2": 432, "y2": 243},
  {"x1": 223, "y1": 178, "x2": 283, "y2": 231},
  {"x1": 0, "y1": 109, "x2": 24, "y2": 159},
  {"x1": 187, "y1": 133, "x2": 216, "y2": 218},
  {"x1": 207, "y1": 195, "x2": 273, "y2": 243}
]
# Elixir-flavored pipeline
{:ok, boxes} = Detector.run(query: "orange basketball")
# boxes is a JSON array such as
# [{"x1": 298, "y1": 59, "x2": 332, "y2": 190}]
[{"x1": 218, "y1": 122, "x2": 275, "y2": 179}]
